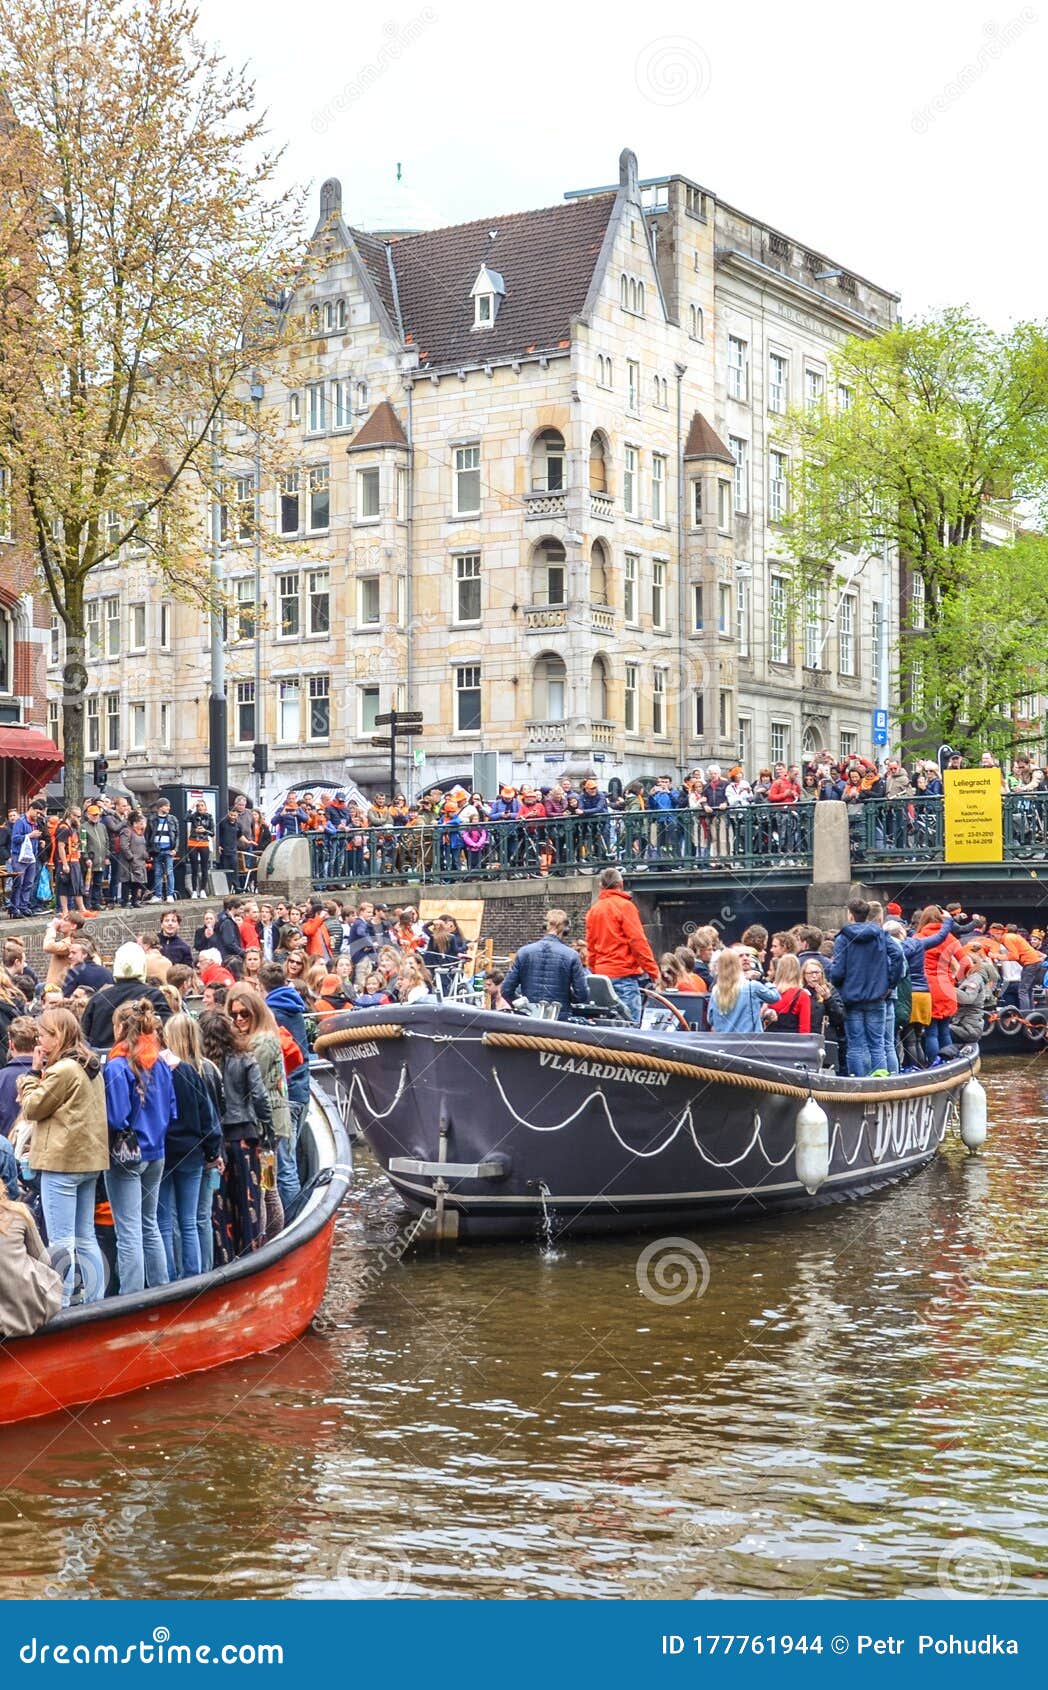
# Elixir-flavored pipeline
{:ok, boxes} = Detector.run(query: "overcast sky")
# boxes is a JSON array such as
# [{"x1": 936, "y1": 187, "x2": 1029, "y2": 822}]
[{"x1": 201, "y1": 0, "x2": 1042, "y2": 327}]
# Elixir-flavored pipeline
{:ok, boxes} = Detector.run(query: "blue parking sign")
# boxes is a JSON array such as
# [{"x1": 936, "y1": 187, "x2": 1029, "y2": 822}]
[{"x1": 872, "y1": 708, "x2": 888, "y2": 746}]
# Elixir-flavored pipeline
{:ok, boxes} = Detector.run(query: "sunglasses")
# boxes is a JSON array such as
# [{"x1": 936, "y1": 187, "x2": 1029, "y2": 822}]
[{"x1": 230, "y1": 1008, "x2": 252, "y2": 1022}]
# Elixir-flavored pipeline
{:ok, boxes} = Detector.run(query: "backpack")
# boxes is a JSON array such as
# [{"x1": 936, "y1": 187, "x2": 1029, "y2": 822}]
[{"x1": 773, "y1": 988, "x2": 807, "y2": 1033}]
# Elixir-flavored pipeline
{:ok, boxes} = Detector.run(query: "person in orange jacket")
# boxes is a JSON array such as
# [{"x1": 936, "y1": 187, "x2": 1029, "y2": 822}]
[
  {"x1": 993, "y1": 921, "x2": 1044, "y2": 1010},
  {"x1": 584, "y1": 867, "x2": 659, "y2": 1024}
]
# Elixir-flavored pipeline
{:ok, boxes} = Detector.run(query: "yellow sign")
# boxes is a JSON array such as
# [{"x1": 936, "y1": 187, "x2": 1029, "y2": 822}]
[{"x1": 943, "y1": 768, "x2": 1003, "y2": 863}]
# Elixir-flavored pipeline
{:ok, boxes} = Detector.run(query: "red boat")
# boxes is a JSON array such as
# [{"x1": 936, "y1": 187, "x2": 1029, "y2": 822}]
[{"x1": 0, "y1": 1087, "x2": 351, "y2": 1426}]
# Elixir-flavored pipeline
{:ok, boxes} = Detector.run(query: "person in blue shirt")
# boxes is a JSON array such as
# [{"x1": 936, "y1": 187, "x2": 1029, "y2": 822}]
[
  {"x1": 8, "y1": 803, "x2": 45, "y2": 918},
  {"x1": 829, "y1": 898, "x2": 907, "y2": 1076},
  {"x1": 103, "y1": 998, "x2": 176, "y2": 1294},
  {"x1": 707, "y1": 948, "x2": 779, "y2": 1034}
]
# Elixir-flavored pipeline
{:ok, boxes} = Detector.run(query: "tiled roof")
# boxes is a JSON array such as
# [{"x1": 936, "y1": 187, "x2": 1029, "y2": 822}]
[
  {"x1": 351, "y1": 194, "x2": 616, "y2": 369},
  {"x1": 347, "y1": 399, "x2": 408, "y2": 452},
  {"x1": 684, "y1": 411, "x2": 735, "y2": 463}
]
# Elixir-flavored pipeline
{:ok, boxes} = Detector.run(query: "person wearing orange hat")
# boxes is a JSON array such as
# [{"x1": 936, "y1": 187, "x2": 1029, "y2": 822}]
[
  {"x1": 579, "y1": 776, "x2": 611, "y2": 863},
  {"x1": 489, "y1": 786, "x2": 522, "y2": 868}
]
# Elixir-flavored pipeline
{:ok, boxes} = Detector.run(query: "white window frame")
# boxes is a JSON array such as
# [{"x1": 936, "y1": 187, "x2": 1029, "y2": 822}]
[
  {"x1": 717, "y1": 479, "x2": 733, "y2": 532},
  {"x1": 278, "y1": 571, "x2": 300, "y2": 639},
  {"x1": 769, "y1": 450, "x2": 788, "y2": 523},
  {"x1": 652, "y1": 560, "x2": 667, "y2": 631},
  {"x1": 454, "y1": 552, "x2": 481, "y2": 625},
  {"x1": 307, "y1": 567, "x2": 330, "y2": 636},
  {"x1": 804, "y1": 584, "x2": 824, "y2": 670},
  {"x1": 128, "y1": 602, "x2": 146, "y2": 653},
  {"x1": 278, "y1": 678, "x2": 301, "y2": 744},
  {"x1": 770, "y1": 721, "x2": 791, "y2": 765},
  {"x1": 86, "y1": 600, "x2": 101, "y2": 662},
  {"x1": 691, "y1": 582, "x2": 704, "y2": 633},
  {"x1": 105, "y1": 691, "x2": 120, "y2": 753},
  {"x1": 729, "y1": 436, "x2": 748, "y2": 514},
  {"x1": 234, "y1": 680, "x2": 256, "y2": 745},
  {"x1": 627, "y1": 359, "x2": 640, "y2": 415},
  {"x1": 279, "y1": 470, "x2": 301, "y2": 536},
  {"x1": 356, "y1": 466, "x2": 380, "y2": 522},
  {"x1": 358, "y1": 576, "x2": 381, "y2": 628},
  {"x1": 86, "y1": 696, "x2": 100, "y2": 756},
  {"x1": 689, "y1": 304, "x2": 704, "y2": 341},
  {"x1": 839, "y1": 592, "x2": 857, "y2": 677},
  {"x1": 691, "y1": 478, "x2": 703, "y2": 526},
  {"x1": 717, "y1": 581, "x2": 732, "y2": 637},
  {"x1": 768, "y1": 351, "x2": 789, "y2": 414},
  {"x1": 651, "y1": 454, "x2": 666, "y2": 523},
  {"x1": 719, "y1": 688, "x2": 732, "y2": 741},
  {"x1": 839, "y1": 729, "x2": 859, "y2": 760},
  {"x1": 455, "y1": 664, "x2": 482, "y2": 734},
  {"x1": 233, "y1": 578, "x2": 255, "y2": 644},
  {"x1": 652, "y1": 668, "x2": 667, "y2": 737},
  {"x1": 306, "y1": 380, "x2": 327, "y2": 434},
  {"x1": 805, "y1": 366, "x2": 825, "y2": 409},
  {"x1": 104, "y1": 595, "x2": 120, "y2": 659},
  {"x1": 395, "y1": 465, "x2": 408, "y2": 521},
  {"x1": 736, "y1": 577, "x2": 750, "y2": 656},
  {"x1": 910, "y1": 572, "x2": 926, "y2": 630},
  {"x1": 453, "y1": 443, "x2": 481, "y2": 517},
  {"x1": 770, "y1": 574, "x2": 790, "y2": 665},
  {"x1": 623, "y1": 445, "x2": 638, "y2": 517},
  {"x1": 624, "y1": 552, "x2": 638, "y2": 625},
  {"x1": 307, "y1": 673, "x2": 330, "y2": 742},
  {"x1": 624, "y1": 663, "x2": 638, "y2": 733},
  {"x1": 333, "y1": 378, "x2": 352, "y2": 431},
  {"x1": 359, "y1": 685, "x2": 380, "y2": 736},
  {"x1": 128, "y1": 700, "x2": 146, "y2": 752},
  {"x1": 307, "y1": 465, "x2": 330, "y2": 532},
  {"x1": 728, "y1": 335, "x2": 748, "y2": 401}
]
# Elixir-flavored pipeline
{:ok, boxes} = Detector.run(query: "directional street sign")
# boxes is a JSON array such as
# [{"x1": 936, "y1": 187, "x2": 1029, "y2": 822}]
[
  {"x1": 370, "y1": 736, "x2": 393, "y2": 748},
  {"x1": 374, "y1": 710, "x2": 424, "y2": 728},
  {"x1": 872, "y1": 708, "x2": 889, "y2": 747}
]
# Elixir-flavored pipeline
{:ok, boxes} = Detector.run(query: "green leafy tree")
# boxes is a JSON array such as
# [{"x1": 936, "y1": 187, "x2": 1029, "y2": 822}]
[
  {"x1": 0, "y1": 0, "x2": 302, "y2": 799},
  {"x1": 783, "y1": 308, "x2": 1048, "y2": 755}
]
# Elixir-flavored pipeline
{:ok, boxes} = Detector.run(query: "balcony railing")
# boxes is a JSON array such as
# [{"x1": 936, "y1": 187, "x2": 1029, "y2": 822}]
[
  {"x1": 525, "y1": 719, "x2": 567, "y2": 746},
  {"x1": 524, "y1": 491, "x2": 568, "y2": 519},
  {"x1": 306, "y1": 805, "x2": 814, "y2": 889},
  {"x1": 591, "y1": 606, "x2": 615, "y2": 635},
  {"x1": 588, "y1": 491, "x2": 614, "y2": 521},
  {"x1": 592, "y1": 720, "x2": 615, "y2": 746},
  {"x1": 524, "y1": 605, "x2": 569, "y2": 631}
]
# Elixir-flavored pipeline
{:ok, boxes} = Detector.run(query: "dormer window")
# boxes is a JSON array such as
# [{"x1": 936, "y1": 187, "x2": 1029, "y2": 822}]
[{"x1": 470, "y1": 262, "x2": 505, "y2": 329}]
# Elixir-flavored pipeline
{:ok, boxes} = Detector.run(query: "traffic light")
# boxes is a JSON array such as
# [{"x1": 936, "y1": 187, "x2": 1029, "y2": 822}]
[
  {"x1": 92, "y1": 756, "x2": 109, "y2": 791},
  {"x1": 252, "y1": 743, "x2": 269, "y2": 776}
]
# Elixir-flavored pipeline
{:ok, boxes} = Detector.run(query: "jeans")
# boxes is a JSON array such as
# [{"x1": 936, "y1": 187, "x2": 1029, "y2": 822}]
[
  {"x1": 197, "y1": 1165, "x2": 219, "y2": 1275},
  {"x1": 925, "y1": 1017, "x2": 956, "y2": 1063},
  {"x1": 158, "y1": 1156, "x2": 204, "y2": 1281},
  {"x1": 610, "y1": 975, "x2": 644, "y2": 1026},
  {"x1": 883, "y1": 1002, "x2": 900, "y2": 1074},
  {"x1": 276, "y1": 1138, "x2": 301, "y2": 1213},
  {"x1": 39, "y1": 1169, "x2": 107, "y2": 1306},
  {"x1": 11, "y1": 858, "x2": 38, "y2": 917},
  {"x1": 153, "y1": 850, "x2": 175, "y2": 899},
  {"x1": 843, "y1": 1001, "x2": 888, "y2": 1076},
  {"x1": 105, "y1": 1158, "x2": 169, "y2": 1295}
]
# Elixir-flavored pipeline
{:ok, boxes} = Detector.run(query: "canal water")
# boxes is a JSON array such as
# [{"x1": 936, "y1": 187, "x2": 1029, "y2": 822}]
[{"x1": 1, "y1": 1060, "x2": 1045, "y2": 1601}]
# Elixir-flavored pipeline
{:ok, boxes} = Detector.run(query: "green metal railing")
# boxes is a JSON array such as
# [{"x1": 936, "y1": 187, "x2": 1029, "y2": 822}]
[
  {"x1": 858, "y1": 793, "x2": 1048, "y2": 863},
  {"x1": 307, "y1": 804, "x2": 815, "y2": 889}
]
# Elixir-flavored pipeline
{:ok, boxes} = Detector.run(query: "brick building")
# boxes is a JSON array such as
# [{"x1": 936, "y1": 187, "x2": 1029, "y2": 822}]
[{"x1": 0, "y1": 473, "x2": 60, "y2": 809}]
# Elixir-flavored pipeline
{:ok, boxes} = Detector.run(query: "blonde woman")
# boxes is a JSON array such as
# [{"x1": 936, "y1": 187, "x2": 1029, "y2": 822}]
[
  {"x1": 767, "y1": 954, "x2": 812, "y2": 1034},
  {"x1": 707, "y1": 948, "x2": 778, "y2": 1035},
  {"x1": 17, "y1": 1007, "x2": 108, "y2": 1306}
]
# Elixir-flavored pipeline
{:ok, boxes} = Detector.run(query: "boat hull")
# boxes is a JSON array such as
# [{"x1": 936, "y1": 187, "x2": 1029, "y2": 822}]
[
  {"x1": 0, "y1": 1087, "x2": 351, "y2": 1425},
  {"x1": 318, "y1": 1005, "x2": 977, "y2": 1240}
]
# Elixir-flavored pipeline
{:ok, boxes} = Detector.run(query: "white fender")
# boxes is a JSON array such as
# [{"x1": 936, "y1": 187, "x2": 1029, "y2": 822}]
[
  {"x1": 795, "y1": 1097, "x2": 830, "y2": 1194},
  {"x1": 959, "y1": 1077, "x2": 988, "y2": 1152}
]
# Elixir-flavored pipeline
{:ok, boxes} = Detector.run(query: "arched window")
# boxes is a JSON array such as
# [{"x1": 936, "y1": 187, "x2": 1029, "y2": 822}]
[
  {"x1": 308, "y1": 304, "x2": 321, "y2": 335},
  {"x1": 356, "y1": 380, "x2": 369, "y2": 410},
  {"x1": 637, "y1": 280, "x2": 645, "y2": 314},
  {"x1": 620, "y1": 273, "x2": 629, "y2": 308},
  {"x1": 531, "y1": 428, "x2": 565, "y2": 493},
  {"x1": 689, "y1": 303, "x2": 704, "y2": 340},
  {"x1": 532, "y1": 539, "x2": 566, "y2": 607},
  {"x1": 534, "y1": 653, "x2": 567, "y2": 722},
  {"x1": 288, "y1": 392, "x2": 301, "y2": 425},
  {"x1": 802, "y1": 725, "x2": 819, "y2": 764},
  {"x1": 588, "y1": 432, "x2": 608, "y2": 494},
  {"x1": 590, "y1": 655, "x2": 609, "y2": 721},
  {"x1": 589, "y1": 540, "x2": 609, "y2": 606}
]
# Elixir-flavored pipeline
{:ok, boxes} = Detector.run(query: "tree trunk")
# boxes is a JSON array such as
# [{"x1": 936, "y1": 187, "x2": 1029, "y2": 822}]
[{"x1": 60, "y1": 577, "x2": 87, "y2": 805}]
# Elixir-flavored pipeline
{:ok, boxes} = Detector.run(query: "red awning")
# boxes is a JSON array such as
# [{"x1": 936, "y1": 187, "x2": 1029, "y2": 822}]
[{"x1": 0, "y1": 725, "x2": 63, "y2": 764}]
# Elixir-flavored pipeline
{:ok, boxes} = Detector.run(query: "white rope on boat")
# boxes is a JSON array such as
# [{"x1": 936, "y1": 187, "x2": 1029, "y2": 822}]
[
  {"x1": 490, "y1": 1067, "x2": 796, "y2": 1169},
  {"x1": 340, "y1": 1063, "x2": 409, "y2": 1121}
]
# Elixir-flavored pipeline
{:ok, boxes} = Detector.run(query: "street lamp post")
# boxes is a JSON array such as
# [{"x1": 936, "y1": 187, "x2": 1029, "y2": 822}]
[{"x1": 208, "y1": 417, "x2": 228, "y2": 809}]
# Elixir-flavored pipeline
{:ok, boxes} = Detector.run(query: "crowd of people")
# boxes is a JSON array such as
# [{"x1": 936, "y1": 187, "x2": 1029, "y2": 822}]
[{"x1": 1, "y1": 829, "x2": 1044, "y2": 1338}]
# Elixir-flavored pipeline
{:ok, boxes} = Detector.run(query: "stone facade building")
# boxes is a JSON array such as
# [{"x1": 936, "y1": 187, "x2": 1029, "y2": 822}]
[{"x1": 46, "y1": 149, "x2": 900, "y2": 805}]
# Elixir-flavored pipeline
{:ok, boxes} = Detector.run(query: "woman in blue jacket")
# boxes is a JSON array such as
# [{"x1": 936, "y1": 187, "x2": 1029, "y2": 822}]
[
  {"x1": 104, "y1": 999, "x2": 176, "y2": 1294},
  {"x1": 157, "y1": 1014, "x2": 223, "y2": 1281},
  {"x1": 707, "y1": 949, "x2": 779, "y2": 1034}
]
